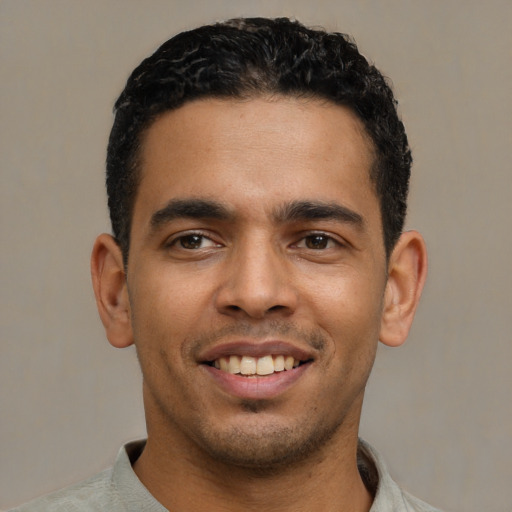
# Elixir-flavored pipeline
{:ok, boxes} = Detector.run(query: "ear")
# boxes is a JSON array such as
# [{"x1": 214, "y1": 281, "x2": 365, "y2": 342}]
[
  {"x1": 379, "y1": 230, "x2": 428, "y2": 347},
  {"x1": 91, "y1": 234, "x2": 134, "y2": 348}
]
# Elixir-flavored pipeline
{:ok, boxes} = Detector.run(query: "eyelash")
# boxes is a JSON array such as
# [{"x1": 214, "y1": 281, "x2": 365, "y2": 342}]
[
  {"x1": 294, "y1": 233, "x2": 341, "y2": 250},
  {"x1": 165, "y1": 231, "x2": 341, "y2": 252},
  {"x1": 166, "y1": 231, "x2": 220, "y2": 250}
]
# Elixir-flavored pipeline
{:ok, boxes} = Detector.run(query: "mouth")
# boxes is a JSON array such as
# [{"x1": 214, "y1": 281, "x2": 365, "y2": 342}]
[
  {"x1": 198, "y1": 341, "x2": 315, "y2": 399},
  {"x1": 205, "y1": 354, "x2": 311, "y2": 376}
]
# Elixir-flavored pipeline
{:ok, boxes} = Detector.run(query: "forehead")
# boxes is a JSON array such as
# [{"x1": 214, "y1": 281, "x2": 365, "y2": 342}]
[{"x1": 134, "y1": 96, "x2": 379, "y2": 229}]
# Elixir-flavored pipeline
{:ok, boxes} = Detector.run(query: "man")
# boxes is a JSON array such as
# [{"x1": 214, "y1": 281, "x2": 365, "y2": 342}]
[{"x1": 12, "y1": 17, "x2": 436, "y2": 511}]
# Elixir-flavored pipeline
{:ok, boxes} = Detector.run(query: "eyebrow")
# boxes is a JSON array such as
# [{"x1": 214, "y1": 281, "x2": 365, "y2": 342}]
[
  {"x1": 149, "y1": 198, "x2": 364, "y2": 232},
  {"x1": 150, "y1": 198, "x2": 233, "y2": 230},
  {"x1": 273, "y1": 200, "x2": 364, "y2": 228}
]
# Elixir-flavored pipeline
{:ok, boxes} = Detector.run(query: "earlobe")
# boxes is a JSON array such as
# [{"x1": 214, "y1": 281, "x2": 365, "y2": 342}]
[
  {"x1": 379, "y1": 230, "x2": 428, "y2": 347},
  {"x1": 90, "y1": 234, "x2": 134, "y2": 348}
]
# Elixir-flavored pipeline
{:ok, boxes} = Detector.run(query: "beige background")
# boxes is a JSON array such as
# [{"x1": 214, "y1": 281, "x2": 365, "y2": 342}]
[{"x1": 1, "y1": 1, "x2": 511, "y2": 510}]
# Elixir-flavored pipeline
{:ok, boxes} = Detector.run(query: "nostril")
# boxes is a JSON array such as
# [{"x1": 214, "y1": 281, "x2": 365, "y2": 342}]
[
  {"x1": 268, "y1": 305, "x2": 286, "y2": 312},
  {"x1": 223, "y1": 304, "x2": 288, "y2": 316}
]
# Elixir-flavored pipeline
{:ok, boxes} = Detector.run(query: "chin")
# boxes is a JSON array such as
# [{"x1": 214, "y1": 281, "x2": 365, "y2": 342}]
[{"x1": 194, "y1": 413, "x2": 343, "y2": 471}]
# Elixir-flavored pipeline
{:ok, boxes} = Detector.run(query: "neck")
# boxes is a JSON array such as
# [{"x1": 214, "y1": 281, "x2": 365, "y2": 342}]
[{"x1": 134, "y1": 423, "x2": 373, "y2": 512}]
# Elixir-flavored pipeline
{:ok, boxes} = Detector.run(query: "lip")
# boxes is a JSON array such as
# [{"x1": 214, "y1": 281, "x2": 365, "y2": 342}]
[
  {"x1": 198, "y1": 340, "x2": 314, "y2": 362},
  {"x1": 201, "y1": 361, "x2": 312, "y2": 400},
  {"x1": 197, "y1": 340, "x2": 315, "y2": 400}
]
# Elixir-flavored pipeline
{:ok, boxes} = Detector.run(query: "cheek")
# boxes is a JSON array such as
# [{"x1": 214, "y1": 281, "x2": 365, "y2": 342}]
[
  {"x1": 128, "y1": 272, "x2": 201, "y2": 401},
  {"x1": 303, "y1": 267, "x2": 384, "y2": 383},
  {"x1": 130, "y1": 266, "x2": 212, "y2": 338},
  {"x1": 306, "y1": 266, "x2": 385, "y2": 332}
]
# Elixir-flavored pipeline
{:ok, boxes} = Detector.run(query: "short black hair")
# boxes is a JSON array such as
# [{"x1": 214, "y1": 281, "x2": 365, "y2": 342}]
[{"x1": 107, "y1": 17, "x2": 411, "y2": 264}]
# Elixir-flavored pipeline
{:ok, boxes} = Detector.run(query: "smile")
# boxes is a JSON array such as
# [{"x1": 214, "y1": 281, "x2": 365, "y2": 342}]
[
  {"x1": 211, "y1": 354, "x2": 303, "y2": 376},
  {"x1": 199, "y1": 341, "x2": 315, "y2": 399}
]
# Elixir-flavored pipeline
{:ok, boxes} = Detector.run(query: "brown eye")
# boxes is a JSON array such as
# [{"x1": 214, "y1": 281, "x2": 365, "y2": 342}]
[
  {"x1": 304, "y1": 235, "x2": 331, "y2": 249},
  {"x1": 179, "y1": 234, "x2": 205, "y2": 249}
]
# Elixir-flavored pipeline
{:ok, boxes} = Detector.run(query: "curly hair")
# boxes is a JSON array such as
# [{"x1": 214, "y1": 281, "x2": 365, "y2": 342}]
[{"x1": 107, "y1": 17, "x2": 411, "y2": 264}]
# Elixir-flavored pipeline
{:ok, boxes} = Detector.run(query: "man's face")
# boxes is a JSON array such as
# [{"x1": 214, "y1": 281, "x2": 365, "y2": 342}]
[{"x1": 126, "y1": 96, "x2": 388, "y2": 467}]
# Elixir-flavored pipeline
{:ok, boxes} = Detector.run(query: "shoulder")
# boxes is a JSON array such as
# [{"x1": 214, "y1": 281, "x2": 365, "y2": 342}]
[
  {"x1": 8, "y1": 468, "x2": 123, "y2": 512},
  {"x1": 8, "y1": 441, "x2": 151, "y2": 512},
  {"x1": 358, "y1": 439, "x2": 443, "y2": 512},
  {"x1": 401, "y1": 490, "x2": 443, "y2": 512}
]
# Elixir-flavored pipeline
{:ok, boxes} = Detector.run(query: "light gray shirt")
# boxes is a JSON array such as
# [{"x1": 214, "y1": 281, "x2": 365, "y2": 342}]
[{"x1": 10, "y1": 440, "x2": 441, "y2": 511}]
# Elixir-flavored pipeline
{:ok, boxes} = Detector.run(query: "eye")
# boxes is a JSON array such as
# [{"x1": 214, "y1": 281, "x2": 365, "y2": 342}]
[
  {"x1": 171, "y1": 233, "x2": 220, "y2": 250},
  {"x1": 297, "y1": 234, "x2": 338, "y2": 250}
]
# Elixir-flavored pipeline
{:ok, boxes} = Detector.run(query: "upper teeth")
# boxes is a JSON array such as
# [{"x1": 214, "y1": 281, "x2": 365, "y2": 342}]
[{"x1": 213, "y1": 355, "x2": 301, "y2": 376}]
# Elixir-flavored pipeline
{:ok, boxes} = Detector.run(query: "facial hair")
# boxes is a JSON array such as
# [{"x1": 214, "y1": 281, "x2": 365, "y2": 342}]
[{"x1": 177, "y1": 320, "x2": 353, "y2": 473}]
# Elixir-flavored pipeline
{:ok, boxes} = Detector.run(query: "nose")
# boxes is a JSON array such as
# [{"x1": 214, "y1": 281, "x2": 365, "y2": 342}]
[{"x1": 214, "y1": 238, "x2": 298, "y2": 319}]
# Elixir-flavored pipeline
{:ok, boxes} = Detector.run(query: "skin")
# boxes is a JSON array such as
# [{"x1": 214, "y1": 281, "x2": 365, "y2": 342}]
[{"x1": 92, "y1": 96, "x2": 427, "y2": 512}]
